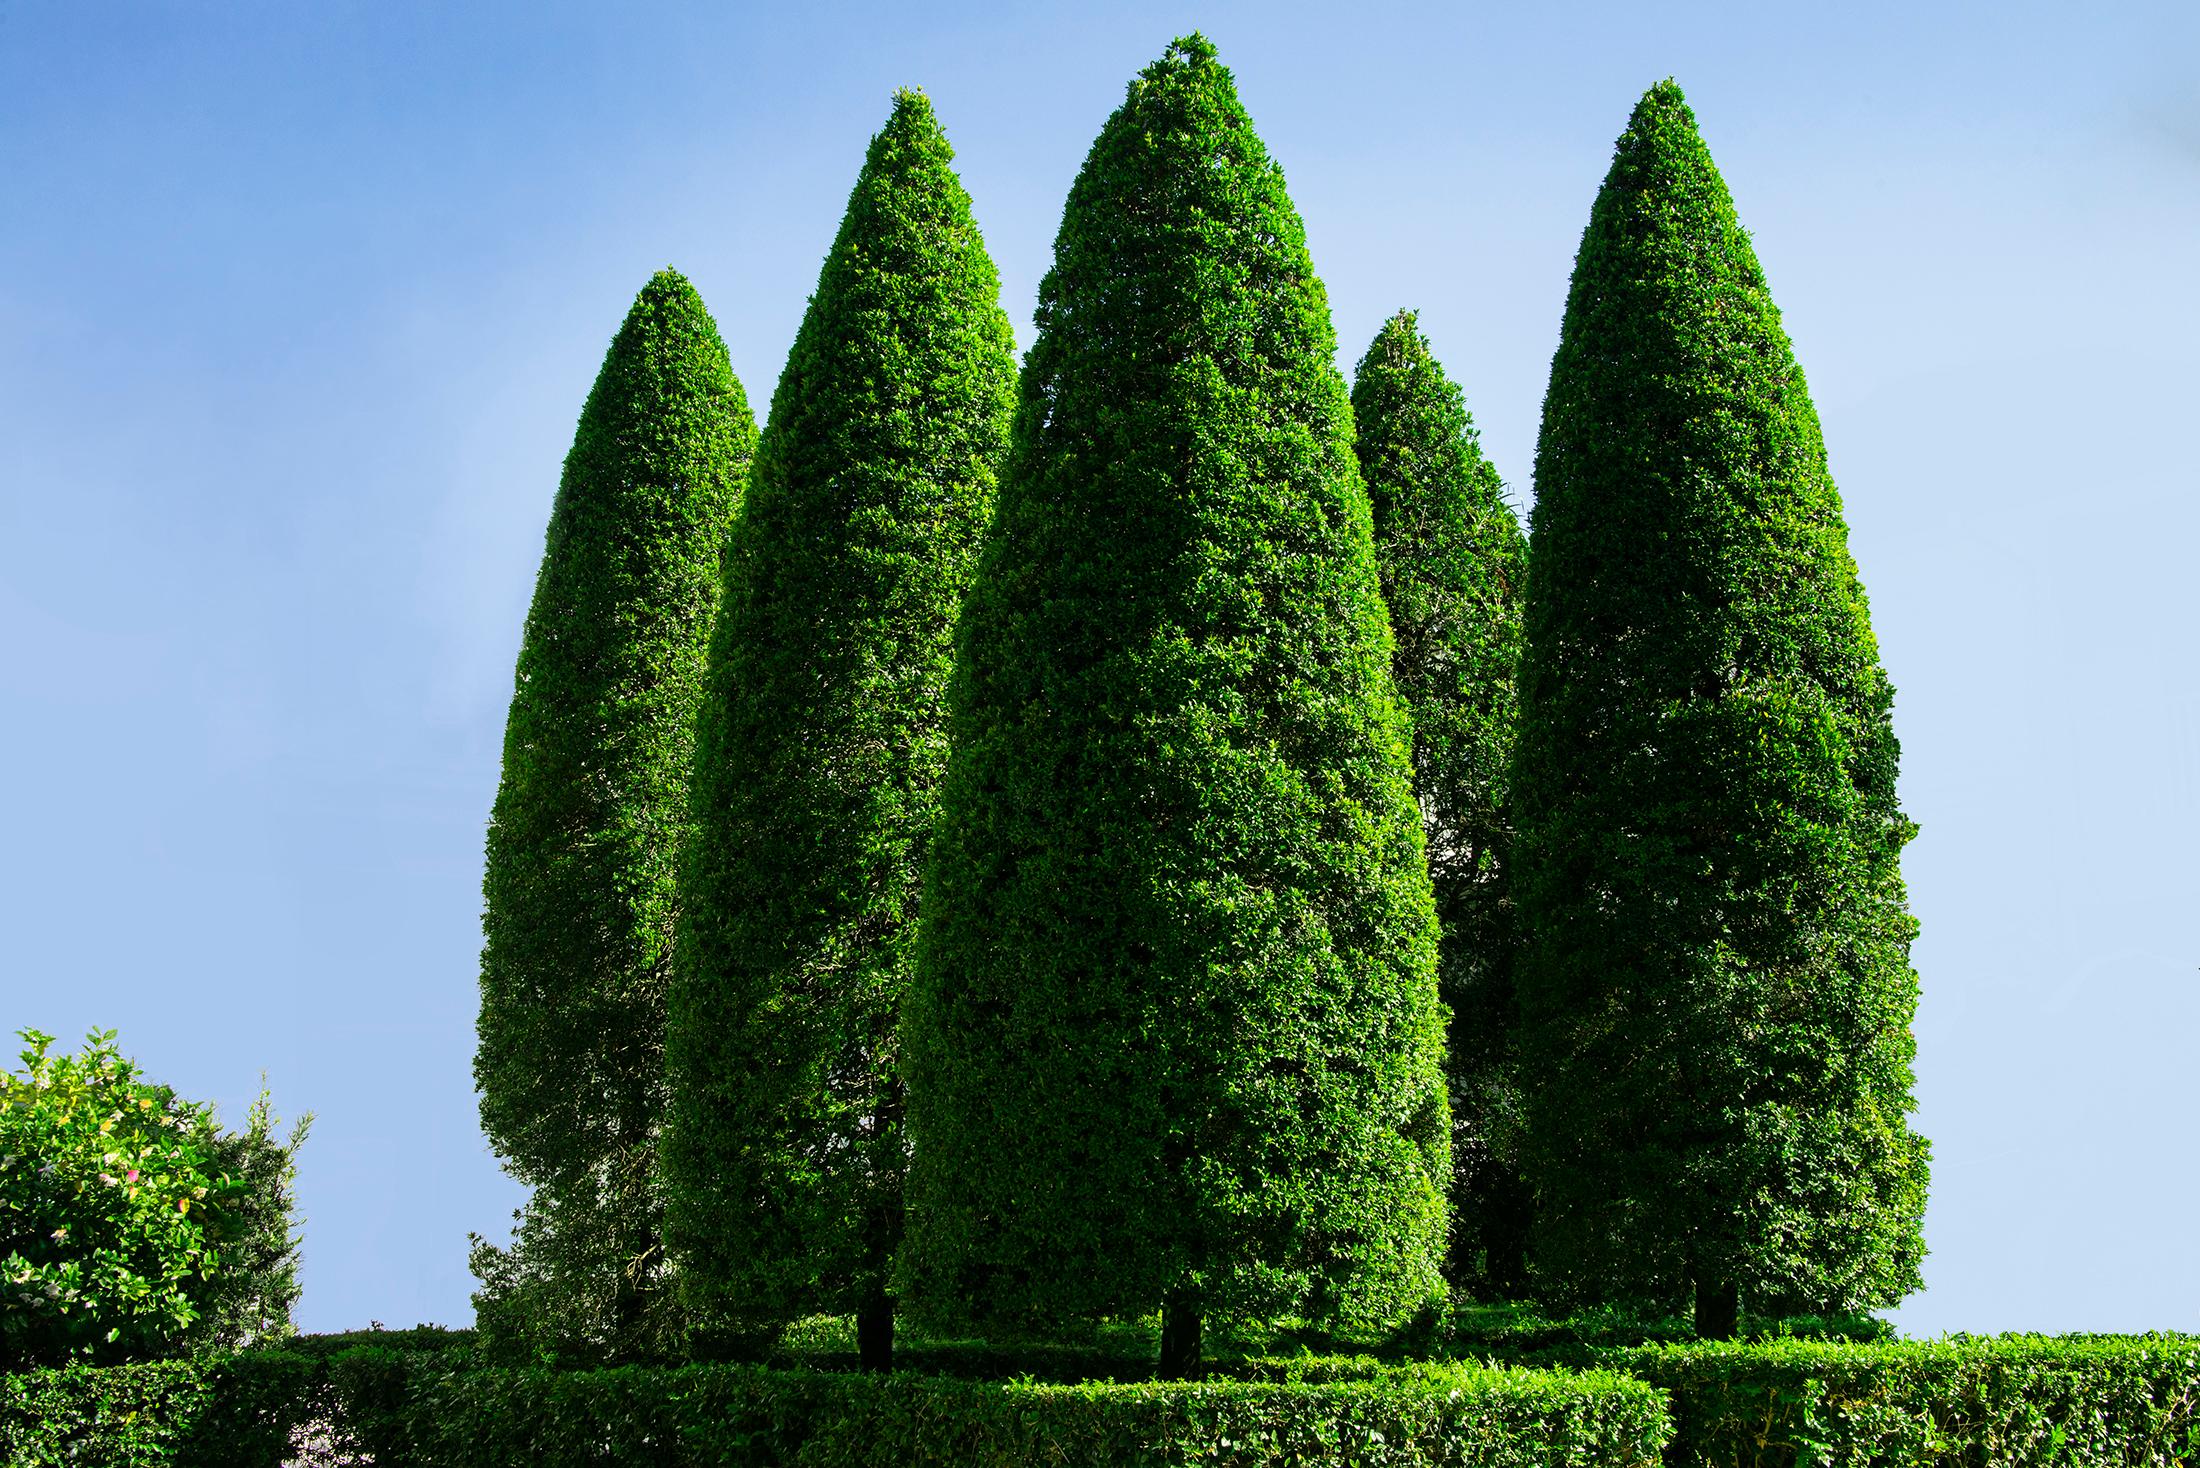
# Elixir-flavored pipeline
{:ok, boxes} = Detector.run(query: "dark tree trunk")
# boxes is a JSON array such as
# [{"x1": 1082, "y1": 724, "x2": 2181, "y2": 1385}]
[
  {"x1": 857, "y1": 1288, "x2": 895, "y2": 1373},
  {"x1": 1158, "y1": 1295, "x2": 1203, "y2": 1378},
  {"x1": 1693, "y1": 1274, "x2": 1741, "y2": 1340}
]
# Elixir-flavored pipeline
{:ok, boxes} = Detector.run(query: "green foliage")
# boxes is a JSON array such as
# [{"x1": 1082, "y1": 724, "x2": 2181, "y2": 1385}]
[
  {"x1": 1351, "y1": 311, "x2": 1531, "y2": 1297},
  {"x1": 1510, "y1": 80, "x2": 1928, "y2": 1325},
  {"x1": 900, "y1": 34, "x2": 1448, "y2": 1346},
  {"x1": 15, "y1": 1337, "x2": 2200, "y2": 1468},
  {"x1": 1608, "y1": 1336, "x2": 2200, "y2": 1468},
  {"x1": 1402, "y1": 1298, "x2": 1891, "y2": 1365},
  {"x1": 662, "y1": 90, "x2": 1017, "y2": 1357},
  {"x1": 362, "y1": 1355, "x2": 1671, "y2": 1468},
  {"x1": 473, "y1": 269, "x2": 757, "y2": 1362},
  {"x1": 0, "y1": 1029, "x2": 306, "y2": 1370},
  {"x1": 0, "y1": 1348, "x2": 319, "y2": 1468}
]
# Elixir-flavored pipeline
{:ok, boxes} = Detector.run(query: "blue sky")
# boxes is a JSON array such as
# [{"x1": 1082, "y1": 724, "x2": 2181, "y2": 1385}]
[{"x1": 2, "y1": 1, "x2": 2195, "y2": 1337}]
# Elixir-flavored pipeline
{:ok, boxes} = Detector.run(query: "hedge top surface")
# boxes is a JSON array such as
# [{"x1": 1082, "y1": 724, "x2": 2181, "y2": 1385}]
[
  {"x1": 663, "y1": 86, "x2": 1017, "y2": 1341},
  {"x1": 901, "y1": 33, "x2": 1449, "y2": 1339},
  {"x1": 1511, "y1": 79, "x2": 1927, "y2": 1319}
]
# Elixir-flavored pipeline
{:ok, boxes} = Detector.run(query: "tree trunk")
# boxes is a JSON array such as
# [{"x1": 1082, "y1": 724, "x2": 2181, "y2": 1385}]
[
  {"x1": 1158, "y1": 1295, "x2": 1203, "y2": 1378},
  {"x1": 1693, "y1": 1274, "x2": 1741, "y2": 1340},
  {"x1": 856, "y1": 1287, "x2": 895, "y2": 1373}
]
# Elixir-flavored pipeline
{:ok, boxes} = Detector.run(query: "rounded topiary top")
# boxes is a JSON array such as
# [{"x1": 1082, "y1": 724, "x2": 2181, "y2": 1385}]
[
  {"x1": 901, "y1": 35, "x2": 1448, "y2": 1338},
  {"x1": 662, "y1": 89, "x2": 1017, "y2": 1347},
  {"x1": 1512, "y1": 81, "x2": 1927, "y2": 1319}
]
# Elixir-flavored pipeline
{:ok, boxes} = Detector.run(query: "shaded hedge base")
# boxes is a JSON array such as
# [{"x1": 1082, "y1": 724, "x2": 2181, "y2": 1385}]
[{"x1": 5, "y1": 1335, "x2": 2198, "y2": 1468}]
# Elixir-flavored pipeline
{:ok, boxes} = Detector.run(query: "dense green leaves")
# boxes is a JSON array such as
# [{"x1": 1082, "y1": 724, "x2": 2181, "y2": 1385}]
[
  {"x1": 1510, "y1": 81, "x2": 1927, "y2": 1327},
  {"x1": 1350, "y1": 312, "x2": 1531, "y2": 1297},
  {"x1": 661, "y1": 91, "x2": 1017, "y2": 1363},
  {"x1": 473, "y1": 270, "x2": 756, "y2": 1361},
  {"x1": 900, "y1": 36, "x2": 1448, "y2": 1350},
  {"x1": 15, "y1": 1337, "x2": 2200, "y2": 1468},
  {"x1": 0, "y1": 1348, "x2": 1673, "y2": 1468},
  {"x1": 0, "y1": 1029, "x2": 305, "y2": 1370},
  {"x1": 1606, "y1": 1337, "x2": 2200, "y2": 1468}
]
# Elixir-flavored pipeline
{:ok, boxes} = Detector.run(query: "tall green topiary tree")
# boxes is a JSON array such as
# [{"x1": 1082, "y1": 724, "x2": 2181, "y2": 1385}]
[
  {"x1": 900, "y1": 36, "x2": 1449, "y2": 1375},
  {"x1": 1511, "y1": 81, "x2": 1928, "y2": 1339},
  {"x1": 662, "y1": 91, "x2": 1017, "y2": 1373},
  {"x1": 1350, "y1": 311, "x2": 1531, "y2": 1299},
  {"x1": 474, "y1": 270, "x2": 755, "y2": 1362}
]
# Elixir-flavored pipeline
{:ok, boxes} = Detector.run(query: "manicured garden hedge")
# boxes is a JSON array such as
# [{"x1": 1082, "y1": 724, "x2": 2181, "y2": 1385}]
[
  {"x1": 0, "y1": 1350, "x2": 1664, "y2": 1467},
  {"x1": 0, "y1": 1351, "x2": 320, "y2": 1467},
  {"x1": 391, "y1": 1358, "x2": 1666, "y2": 1467},
  {"x1": 1602, "y1": 1336, "x2": 2200, "y2": 1468},
  {"x1": 9, "y1": 1335, "x2": 2199, "y2": 1467}
]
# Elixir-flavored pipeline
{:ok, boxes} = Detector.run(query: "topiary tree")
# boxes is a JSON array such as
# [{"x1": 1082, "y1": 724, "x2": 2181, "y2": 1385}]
[
  {"x1": 1510, "y1": 81, "x2": 1929, "y2": 1339},
  {"x1": 1350, "y1": 311, "x2": 1531, "y2": 1299},
  {"x1": 899, "y1": 36, "x2": 1449, "y2": 1376},
  {"x1": 473, "y1": 270, "x2": 755, "y2": 1363},
  {"x1": 0, "y1": 1028, "x2": 307, "y2": 1369},
  {"x1": 661, "y1": 90, "x2": 1017, "y2": 1374}
]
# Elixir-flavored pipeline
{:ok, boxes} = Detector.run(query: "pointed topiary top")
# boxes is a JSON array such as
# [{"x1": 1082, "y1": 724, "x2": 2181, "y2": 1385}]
[
  {"x1": 662, "y1": 88, "x2": 1016, "y2": 1354},
  {"x1": 901, "y1": 35, "x2": 1448, "y2": 1342},
  {"x1": 1512, "y1": 81, "x2": 1926, "y2": 1320}
]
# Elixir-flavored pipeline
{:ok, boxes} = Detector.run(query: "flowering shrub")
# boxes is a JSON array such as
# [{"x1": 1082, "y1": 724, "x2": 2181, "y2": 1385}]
[{"x1": 0, "y1": 1029, "x2": 305, "y2": 1368}]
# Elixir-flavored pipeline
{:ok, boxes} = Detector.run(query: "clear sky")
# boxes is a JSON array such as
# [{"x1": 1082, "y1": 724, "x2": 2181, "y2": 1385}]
[{"x1": 3, "y1": 0, "x2": 2195, "y2": 1338}]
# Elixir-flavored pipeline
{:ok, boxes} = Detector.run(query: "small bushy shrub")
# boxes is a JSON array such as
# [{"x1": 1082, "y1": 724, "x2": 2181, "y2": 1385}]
[{"x1": 0, "y1": 1029, "x2": 306, "y2": 1369}]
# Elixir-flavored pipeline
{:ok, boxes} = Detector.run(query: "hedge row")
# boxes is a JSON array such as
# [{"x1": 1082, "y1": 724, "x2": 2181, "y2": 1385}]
[
  {"x1": 8, "y1": 1336, "x2": 2198, "y2": 1468},
  {"x1": 0, "y1": 1350, "x2": 1661, "y2": 1467},
  {"x1": 1603, "y1": 1336, "x2": 2200, "y2": 1468}
]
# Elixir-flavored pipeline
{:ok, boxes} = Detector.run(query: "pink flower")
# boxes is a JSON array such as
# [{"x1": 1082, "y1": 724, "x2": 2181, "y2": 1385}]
[{"x1": 125, "y1": 1170, "x2": 140, "y2": 1184}]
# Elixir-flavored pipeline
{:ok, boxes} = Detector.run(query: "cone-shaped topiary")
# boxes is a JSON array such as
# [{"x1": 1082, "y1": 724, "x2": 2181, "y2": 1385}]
[
  {"x1": 662, "y1": 91, "x2": 1017, "y2": 1372},
  {"x1": 474, "y1": 270, "x2": 755, "y2": 1361},
  {"x1": 1511, "y1": 81, "x2": 1929, "y2": 1338},
  {"x1": 1350, "y1": 311, "x2": 1531, "y2": 1299},
  {"x1": 900, "y1": 36, "x2": 1449, "y2": 1374}
]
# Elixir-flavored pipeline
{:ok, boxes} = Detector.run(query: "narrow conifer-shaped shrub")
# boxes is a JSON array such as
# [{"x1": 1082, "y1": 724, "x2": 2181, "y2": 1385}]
[
  {"x1": 661, "y1": 91, "x2": 1017, "y2": 1371},
  {"x1": 474, "y1": 270, "x2": 755, "y2": 1361},
  {"x1": 1511, "y1": 81, "x2": 1928, "y2": 1335},
  {"x1": 901, "y1": 36, "x2": 1448, "y2": 1372},
  {"x1": 1350, "y1": 312, "x2": 1531, "y2": 1298}
]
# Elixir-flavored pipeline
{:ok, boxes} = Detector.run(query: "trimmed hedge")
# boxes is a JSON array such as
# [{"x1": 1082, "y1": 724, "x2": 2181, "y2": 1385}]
[
  {"x1": 1603, "y1": 1336, "x2": 2200, "y2": 1468},
  {"x1": 10, "y1": 1336, "x2": 2199, "y2": 1467},
  {"x1": 0, "y1": 1351, "x2": 319, "y2": 1467},
  {"x1": 0, "y1": 1350, "x2": 1663, "y2": 1467},
  {"x1": 397, "y1": 1358, "x2": 1667, "y2": 1468}
]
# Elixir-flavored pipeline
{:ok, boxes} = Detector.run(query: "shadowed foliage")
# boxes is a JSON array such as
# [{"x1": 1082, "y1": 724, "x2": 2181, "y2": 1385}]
[
  {"x1": 1351, "y1": 311, "x2": 1531, "y2": 1299},
  {"x1": 1511, "y1": 81, "x2": 1928, "y2": 1336}
]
